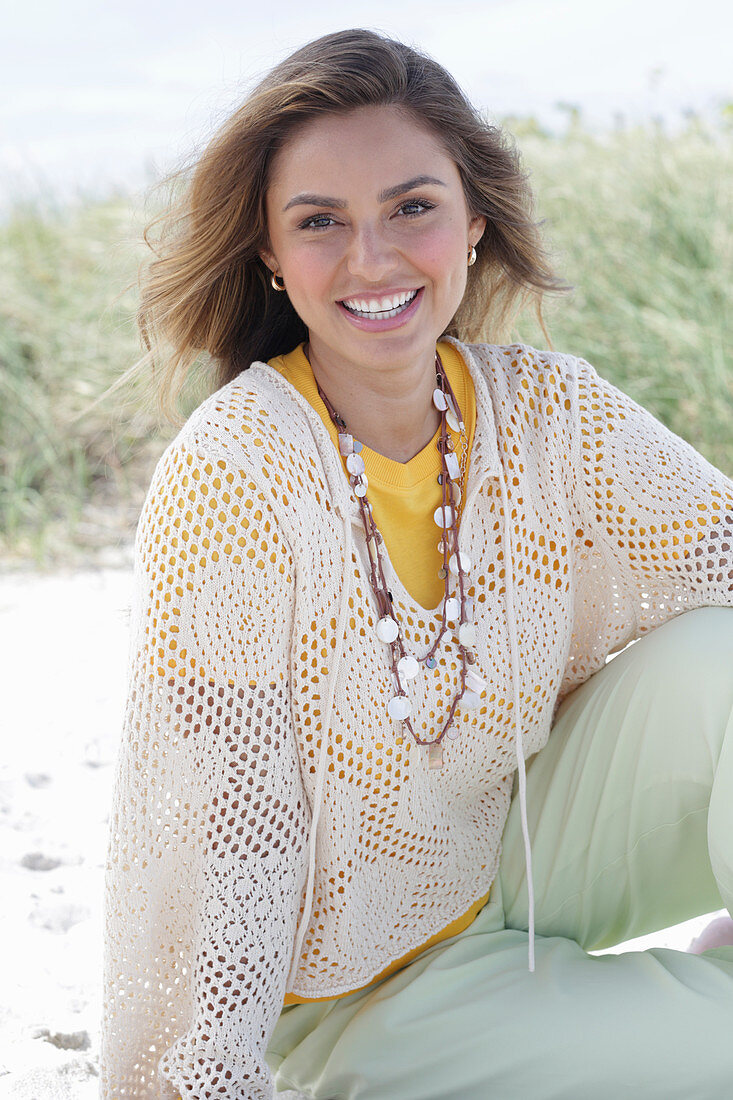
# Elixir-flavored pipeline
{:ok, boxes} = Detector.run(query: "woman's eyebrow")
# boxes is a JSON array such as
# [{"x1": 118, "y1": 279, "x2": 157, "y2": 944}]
[
  {"x1": 379, "y1": 175, "x2": 446, "y2": 201},
  {"x1": 282, "y1": 175, "x2": 447, "y2": 212}
]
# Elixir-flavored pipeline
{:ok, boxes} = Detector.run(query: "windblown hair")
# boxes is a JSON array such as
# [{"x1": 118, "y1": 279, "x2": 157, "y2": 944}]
[{"x1": 136, "y1": 28, "x2": 566, "y2": 416}]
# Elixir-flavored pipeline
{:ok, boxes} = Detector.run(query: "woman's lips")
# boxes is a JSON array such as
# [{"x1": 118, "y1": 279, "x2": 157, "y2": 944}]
[{"x1": 336, "y1": 287, "x2": 424, "y2": 332}]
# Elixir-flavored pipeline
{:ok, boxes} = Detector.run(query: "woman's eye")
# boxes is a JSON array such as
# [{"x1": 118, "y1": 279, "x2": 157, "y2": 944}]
[
  {"x1": 398, "y1": 199, "x2": 434, "y2": 217},
  {"x1": 299, "y1": 214, "x2": 336, "y2": 230}
]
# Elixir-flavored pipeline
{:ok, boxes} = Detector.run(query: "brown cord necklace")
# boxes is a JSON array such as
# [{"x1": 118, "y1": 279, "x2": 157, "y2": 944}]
[{"x1": 313, "y1": 348, "x2": 486, "y2": 769}]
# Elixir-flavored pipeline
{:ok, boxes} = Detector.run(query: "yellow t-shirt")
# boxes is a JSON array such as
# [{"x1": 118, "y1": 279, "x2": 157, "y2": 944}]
[
  {"x1": 268, "y1": 340, "x2": 491, "y2": 1004},
  {"x1": 269, "y1": 340, "x2": 475, "y2": 608}
]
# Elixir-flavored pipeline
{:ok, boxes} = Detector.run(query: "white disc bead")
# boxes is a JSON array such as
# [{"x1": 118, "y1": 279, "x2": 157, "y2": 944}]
[
  {"x1": 433, "y1": 388, "x2": 448, "y2": 411},
  {"x1": 397, "y1": 654, "x2": 420, "y2": 679},
  {"x1": 458, "y1": 621, "x2": 477, "y2": 647},
  {"x1": 387, "y1": 694, "x2": 412, "y2": 721},
  {"x1": 433, "y1": 505, "x2": 456, "y2": 529},
  {"x1": 346, "y1": 452, "x2": 366, "y2": 475},
  {"x1": 376, "y1": 616, "x2": 399, "y2": 643},
  {"x1": 444, "y1": 596, "x2": 460, "y2": 621},
  {"x1": 448, "y1": 551, "x2": 472, "y2": 576}
]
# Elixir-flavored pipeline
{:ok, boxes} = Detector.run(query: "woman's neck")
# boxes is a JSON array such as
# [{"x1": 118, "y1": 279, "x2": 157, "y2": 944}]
[{"x1": 304, "y1": 340, "x2": 441, "y2": 464}]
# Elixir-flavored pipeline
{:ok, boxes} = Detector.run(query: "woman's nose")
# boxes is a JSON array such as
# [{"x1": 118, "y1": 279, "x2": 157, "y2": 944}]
[{"x1": 345, "y1": 226, "x2": 399, "y2": 282}]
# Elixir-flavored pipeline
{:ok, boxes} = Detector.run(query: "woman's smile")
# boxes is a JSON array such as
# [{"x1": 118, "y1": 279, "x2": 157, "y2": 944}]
[{"x1": 337, "y1": 285, "x2": 424, "y2": 329}]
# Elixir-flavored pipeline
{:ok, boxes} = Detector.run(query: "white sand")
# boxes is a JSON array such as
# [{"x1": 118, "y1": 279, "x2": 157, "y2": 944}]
[{"x1": 0, "y1": 568, "x2": 726, "y2": 1099}]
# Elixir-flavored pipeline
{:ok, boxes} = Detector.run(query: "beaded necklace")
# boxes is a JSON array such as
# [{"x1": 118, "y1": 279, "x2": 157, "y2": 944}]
[{"x1": 312, "y1": 348, "x2": 487, "y2": 769}]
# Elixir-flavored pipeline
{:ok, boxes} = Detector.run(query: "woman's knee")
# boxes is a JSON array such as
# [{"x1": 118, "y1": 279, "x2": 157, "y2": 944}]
[{"x1": 625, "y1": 606, "x2": 733, "y2": 691}]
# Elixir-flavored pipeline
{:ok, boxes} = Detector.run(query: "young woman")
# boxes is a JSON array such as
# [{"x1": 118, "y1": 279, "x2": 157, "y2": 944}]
[{"x1": 101, "y1": 28, "x2": 733, "y2": 1100}]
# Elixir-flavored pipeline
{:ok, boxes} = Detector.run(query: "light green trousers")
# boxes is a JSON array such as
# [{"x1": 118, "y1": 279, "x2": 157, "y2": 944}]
[{"x1": 266, "y1": 607, "x2": 733, "y2": 1099}]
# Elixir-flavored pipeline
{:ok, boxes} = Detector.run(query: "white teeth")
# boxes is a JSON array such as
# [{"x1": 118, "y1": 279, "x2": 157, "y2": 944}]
[{"x1": 342, "y1": 289, "x2": 418, "y2": 317}]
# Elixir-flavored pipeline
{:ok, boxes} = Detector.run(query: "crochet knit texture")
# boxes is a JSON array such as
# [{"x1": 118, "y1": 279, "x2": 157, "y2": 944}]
[{"x1": 101, "y1": 340, "x2": 733, "y2": 1099}]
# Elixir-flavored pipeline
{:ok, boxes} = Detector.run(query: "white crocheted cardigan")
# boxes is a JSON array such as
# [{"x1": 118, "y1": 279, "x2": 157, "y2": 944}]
[{"x1": 101, "y1": 339, "x2": 733, "y2": 1099}]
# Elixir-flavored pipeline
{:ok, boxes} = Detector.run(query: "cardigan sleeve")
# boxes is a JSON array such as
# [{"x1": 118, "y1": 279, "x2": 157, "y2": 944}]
[
  {"x1": 100, "y1": 432, "x2": 308, "y2": 1100},
  {"x1": 558, "y1": 354, "x2": 733, "y2": 698}
]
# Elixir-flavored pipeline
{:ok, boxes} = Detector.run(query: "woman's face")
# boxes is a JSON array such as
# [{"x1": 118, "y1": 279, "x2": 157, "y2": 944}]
[{"x1": 261, "y1": 105, "x2": 486, "y2": 374}]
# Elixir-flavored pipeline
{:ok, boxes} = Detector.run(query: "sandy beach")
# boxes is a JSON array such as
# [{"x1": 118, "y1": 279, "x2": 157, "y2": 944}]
[{"x1": 0, "y1": 566, "x2": 726, "y2": 1099}]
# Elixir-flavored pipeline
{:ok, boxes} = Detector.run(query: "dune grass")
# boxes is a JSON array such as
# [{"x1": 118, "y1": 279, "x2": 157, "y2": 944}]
[
  {"x1": 0, "y1": 195, "x2": 160, "y2": 563},
  {"x1": 1, "y1": 118, "x2": 731, "y2": 565},
  {"x1": 513, "y1": 117, "x2": 733, "y2": 470}
]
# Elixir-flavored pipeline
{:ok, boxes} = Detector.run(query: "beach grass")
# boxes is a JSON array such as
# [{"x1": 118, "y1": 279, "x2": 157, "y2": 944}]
[
  {"x1": 1, "y1": 116, "x2": 731, "y2": 565},
  {"x1": 0, "y1": 194, "x2": 163, "y2": 563},
  {"x1": 514, "y1": 115, "x2": 733, "y2": 470}
]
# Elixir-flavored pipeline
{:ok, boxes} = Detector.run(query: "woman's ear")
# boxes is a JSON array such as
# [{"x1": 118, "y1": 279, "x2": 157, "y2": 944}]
[
  {"x1": 470, "y1": 214, "x2": 487, "y2": 248},
  {"x1": 259, "y1": 249, "x2": 278, "y2": 276}
]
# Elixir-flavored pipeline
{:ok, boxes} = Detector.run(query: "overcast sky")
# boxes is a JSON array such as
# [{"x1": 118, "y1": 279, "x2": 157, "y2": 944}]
[{"x1": 2, "y1": 0, "x2": 732, "y2": 201}]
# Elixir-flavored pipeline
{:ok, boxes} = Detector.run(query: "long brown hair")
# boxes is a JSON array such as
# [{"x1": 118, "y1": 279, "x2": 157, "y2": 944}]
[{"x1": 136, "y1": 28, "x2": 566, "y2": 416}]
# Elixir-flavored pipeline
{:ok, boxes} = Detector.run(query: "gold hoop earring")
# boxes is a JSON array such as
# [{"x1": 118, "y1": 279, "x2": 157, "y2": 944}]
[
  {"x1": 271, "y1": 272, "x2": 286, "y2": 291},
  {"x1": 467, "y1": 246, "x2": 477, "y2": 267}
]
